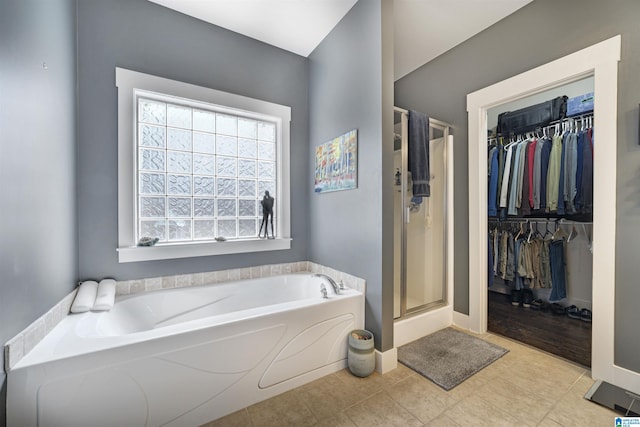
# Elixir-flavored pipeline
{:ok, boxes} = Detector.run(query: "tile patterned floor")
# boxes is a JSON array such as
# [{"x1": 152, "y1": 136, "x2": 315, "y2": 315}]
[{"x1": 201, "y1": 332, "x2": 618, "y2": 427}]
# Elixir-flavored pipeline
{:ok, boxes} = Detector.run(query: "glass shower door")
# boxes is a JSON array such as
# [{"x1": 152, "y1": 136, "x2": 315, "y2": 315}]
[
  {"x1": 404, "y1": 136, "x2": 446, "y2": 313},
  {"x1": 393, "y1": 110, "x2": 448, "y2": 319}
]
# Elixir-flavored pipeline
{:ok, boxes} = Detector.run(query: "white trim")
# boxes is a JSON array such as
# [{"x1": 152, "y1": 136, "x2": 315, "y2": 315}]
[
  {"x1": 115, "y1": 68, "x2": 291, "y2": 262},
  {"x1": 466, "y1": 35, "x2": 636, "y2": 392},
  {"x1": 612, "y1": 365, "x2": 640, "y2": 397},
  {"x1": 375, "y1": 348, "x2": 398, "y2": 374},
  {"x1": 394, "y1": 306, "x2": 452, "y2": 348},
  {"x1": 452, "y1": 311, "x2": 470, "y2": 330},
  {"x1": 117, "y1": 238, "x2": 292, "y2": 263},
  {"x1": 446, "y1": 134, "x2": 455, "y2": 310}
]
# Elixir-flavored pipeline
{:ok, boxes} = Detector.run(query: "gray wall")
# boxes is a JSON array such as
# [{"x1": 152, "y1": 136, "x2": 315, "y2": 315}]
[
  {"x1": 76, "y1": 0, "x2": 309, "y2": 281},
  {"x1": 0, "y1": 0, "x2": 78, "y2": 424},
  {"x1": 395, "y1": 0, "x2": 640, "y2": 372},
  {"x1": 309, "y1": 0, "x2": 395, "y2": 351}
]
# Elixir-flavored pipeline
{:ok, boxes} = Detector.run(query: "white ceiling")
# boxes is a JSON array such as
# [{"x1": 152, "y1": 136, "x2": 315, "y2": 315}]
[{"x1": 149, "y1": 0, "x2": 533, "y2": 81}]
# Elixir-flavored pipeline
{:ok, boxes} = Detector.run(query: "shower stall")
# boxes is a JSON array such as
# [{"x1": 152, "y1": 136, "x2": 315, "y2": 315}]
[{"x1": 393, "y1": 107, "x2": 452, "y2": 321}]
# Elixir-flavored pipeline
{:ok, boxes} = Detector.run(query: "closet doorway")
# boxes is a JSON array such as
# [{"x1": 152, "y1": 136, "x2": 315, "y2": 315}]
[
  {"x1": 466, "y1": 36, "x2": 640, "y2": 394},
  {"x1": 485, "y1": 77, "x2": 594, "y2": 366}
]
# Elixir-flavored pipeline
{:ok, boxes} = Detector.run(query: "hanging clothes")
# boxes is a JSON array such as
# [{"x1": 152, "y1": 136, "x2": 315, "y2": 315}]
[
  {"x1": 489, "y1": 220, "x2": 578, "y2": 298},
  {"x1": 487, "y1": 115, "x2": 593, "y2": 219},
  {"x1": 499, "y1": 144, "x2": 514, "y2": 208},
  {"x1": 488, "y1": 146, "x2": 499, "y2": 216},
  {"x1": 546, "y1": 133, "x2": 563, "y2": 212},
  {"x1": 557, "y1": 131, "x2": 568, "y2": 215},
  {"x1": 539, "y1": 239, "x2": 552, "y2": 289},
  {"x1": 488, "y1": 232, "x2": 495, "y2": 287},
  {"x1": 539, "y1": 137, "x2": 552, "y2": 211},
  {"x1": 548, "y1": 239, "x2": 567, "y2": 301}
]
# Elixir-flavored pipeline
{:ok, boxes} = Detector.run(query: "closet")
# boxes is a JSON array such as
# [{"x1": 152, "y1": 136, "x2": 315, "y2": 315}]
[{"x1": 486, "y1": 78, "x2": 594, "y2": 367}]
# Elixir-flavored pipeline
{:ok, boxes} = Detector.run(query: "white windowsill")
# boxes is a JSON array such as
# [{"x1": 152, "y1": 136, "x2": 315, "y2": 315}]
[{"x1": 117, "y1": 238, "x2": 292, "y2": 263}]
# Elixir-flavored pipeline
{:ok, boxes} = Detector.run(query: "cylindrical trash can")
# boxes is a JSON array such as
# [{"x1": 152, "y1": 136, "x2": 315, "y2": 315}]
[{"x1": 348, "y1": 329, "x2": 375, "y2": 377}]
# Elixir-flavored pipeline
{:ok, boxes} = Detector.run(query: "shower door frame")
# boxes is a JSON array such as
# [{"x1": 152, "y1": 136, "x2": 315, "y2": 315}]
[{"x1": 394, "y1": 107, "x2": 452, "y2": 319}]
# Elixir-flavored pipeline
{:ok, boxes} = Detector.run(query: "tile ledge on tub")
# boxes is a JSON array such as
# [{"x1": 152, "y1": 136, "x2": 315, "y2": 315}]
[{"x1": 4, "y1": 288, "x2": 77, "y2": 373}]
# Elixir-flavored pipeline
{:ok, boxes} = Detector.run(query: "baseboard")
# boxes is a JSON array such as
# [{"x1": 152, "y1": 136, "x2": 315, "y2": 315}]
[
  {"x1": 375, "y1": 347, "x2": 397, "y2": 374},
  {"x1": 394, "y1": 305, "x2": 453, "y2": 348},
  {"x1": 611, "y1": 364, "x2": 640, "y2": 397},
  {"x1": 452, "y1": 310, "x2": 470, "y2": 330}
]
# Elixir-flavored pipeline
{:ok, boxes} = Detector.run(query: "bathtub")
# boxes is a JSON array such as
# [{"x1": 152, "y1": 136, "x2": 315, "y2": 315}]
[{"x1": 7, "y1": 273, "x2": 364, "y2": 427}]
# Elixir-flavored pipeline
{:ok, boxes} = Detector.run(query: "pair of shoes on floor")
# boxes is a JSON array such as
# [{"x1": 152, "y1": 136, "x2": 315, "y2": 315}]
[
  {"x1": 567, "y1": 305, "x2": 592, "y2": 322},
  {"x1": 530, "y1": 298, "x2": 549, "y2": 311},
  {"x1": 522, "y1": 289, "x2": 534, "y2": 308},
  {"x1": 551, "y1": 302, "x2": 567, "y2": 315},
  {"x1": 510, "y1": 288, "x2": 534, "y2": 307},
  {"x1": 510, "y1": 289, "x2": 522, "y2": 306}
]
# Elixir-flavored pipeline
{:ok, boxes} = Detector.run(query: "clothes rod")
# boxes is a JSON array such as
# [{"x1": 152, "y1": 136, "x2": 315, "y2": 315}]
[{"x1": 488, "y1": 218, "x2": 592, "y2": 225}]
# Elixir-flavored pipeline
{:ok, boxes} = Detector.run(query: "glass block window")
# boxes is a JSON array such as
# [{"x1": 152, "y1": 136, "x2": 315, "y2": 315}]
[{"x1": 137, "y1": 97, "x2": 277, "y2": 242}]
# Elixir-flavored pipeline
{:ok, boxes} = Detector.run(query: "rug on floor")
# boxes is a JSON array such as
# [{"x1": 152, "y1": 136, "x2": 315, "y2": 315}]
[{"x1": 397, "y1": 327, "x2": 508, "y2": 391}]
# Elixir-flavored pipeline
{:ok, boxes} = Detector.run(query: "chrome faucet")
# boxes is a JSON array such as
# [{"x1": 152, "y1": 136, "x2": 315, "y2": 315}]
[
  {"x1": 320, "y1": 284, "x2": 328, "y2": 299},
  {"x1": 313, "y1": 273, "x2": 341, "y2": 295}
]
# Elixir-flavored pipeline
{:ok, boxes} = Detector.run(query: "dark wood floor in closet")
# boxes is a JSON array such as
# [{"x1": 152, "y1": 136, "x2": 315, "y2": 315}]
[{"x1": 488, "y1": 291, "x2": 591, "y2": 367}]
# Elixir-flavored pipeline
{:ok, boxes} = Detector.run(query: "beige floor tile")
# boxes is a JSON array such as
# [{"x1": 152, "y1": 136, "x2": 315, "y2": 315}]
[
  {"x1": 343, "y1": 391, "x2": 423, "y2": 427},
  {"x1": 444, "y1": 394, "x2": 522, "y2": 427},
  {"x1": 377, "y1": 363, "x2": 417, "y2": 386},
  {"x1": 483, "y1": 333, "x2": 555, "y2": 362},
  {"x1": 546, "y1": 378, "x2": 618, "y2": 427},
  {"x1": 312, "y1": 412, "x2": 357, "y2": 427},
  {"x1": 536, "y1": 417, "x2": 564, "y2": 426},
  {"x1": 247, "y1": 389, "x2": 317, "y2": 427},
  {"x1": 424, "y1": 414, "x2": 460, "y2": 426},
  {"x1": 340, "y1": 364, "x2": 416, "y2": 387},
  {"x1": 483, "y1": 332, "x2": 530, "y2": 352},
  {"x1": 201, "y1": 409, "x2": 251, "y2": 427},
  {"x1": 387, "y1": 374, "x2": 457, "y2": 423},
  {"x1": 333, "y1": 368, "x2": 388, "y2": 398},
  {"x1": 297, "y1": 372, "x2": 375, "y2": 420},
  {"x1": 470, "y1": 358, "x2": 510, "y2": 383},
  {"x1": 496, "y1": 354, "x2": 585, "y2": 402},
  {"x1": 442, "y1": 367, "x2": 495, "y2": 401},
  {"x1": 567, "y1": 371, "x2": 598, "y2": 397},
  {"x1": 476, "y1": 376, "x2": 556, "y2": 426}
]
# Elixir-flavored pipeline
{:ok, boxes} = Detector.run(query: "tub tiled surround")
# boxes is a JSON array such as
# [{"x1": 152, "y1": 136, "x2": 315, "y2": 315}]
[
  {"x1": 4, "y1": 290, "x2": 77, "y2": 372},
  {"x1": 3, "y1": 262, "x2": 365, "y2": 372},
  {"x1": 114, "y1": 262, "x2": 366, "y2": 296}
]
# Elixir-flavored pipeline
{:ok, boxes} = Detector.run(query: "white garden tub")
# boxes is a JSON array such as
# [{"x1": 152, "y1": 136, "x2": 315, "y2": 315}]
[{"x1": 7, "y1": 273, "x2": 364, "y2": 427}]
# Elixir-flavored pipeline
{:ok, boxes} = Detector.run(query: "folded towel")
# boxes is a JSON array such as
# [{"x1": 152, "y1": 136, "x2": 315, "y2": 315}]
[
  {"x1": 93, "y1": 279, "x2": 116, "y2": 311},
  {"x1": 408, "y1": 110, "x2": 431, "y2": 197},
  {"x1": 70, "y1": 281, "x2": 98, "y2": 313}
]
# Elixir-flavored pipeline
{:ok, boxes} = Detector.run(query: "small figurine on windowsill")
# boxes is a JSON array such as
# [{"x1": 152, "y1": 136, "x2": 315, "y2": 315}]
[
  {"x1": 138, "y1": 236, "x2": 159, "y2": 247},
  {"x1": 259, "y1": 190, "x2": 275, "y2": 239}
]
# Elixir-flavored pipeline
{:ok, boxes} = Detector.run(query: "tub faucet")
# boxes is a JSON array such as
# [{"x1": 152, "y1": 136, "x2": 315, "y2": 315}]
[{"x1": 313, "y1": 273, "x2": 340, "y2": 295}]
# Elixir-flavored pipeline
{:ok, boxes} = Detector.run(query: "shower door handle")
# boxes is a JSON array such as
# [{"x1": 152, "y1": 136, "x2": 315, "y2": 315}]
[{"x1": 406, "y1": 207, "x2": 411, "y2": 223}]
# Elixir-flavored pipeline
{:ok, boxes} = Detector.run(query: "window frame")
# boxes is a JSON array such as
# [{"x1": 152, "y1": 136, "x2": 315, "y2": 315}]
[{"x1": 116, "y1": 68, "x2": 291, "y2": 263}]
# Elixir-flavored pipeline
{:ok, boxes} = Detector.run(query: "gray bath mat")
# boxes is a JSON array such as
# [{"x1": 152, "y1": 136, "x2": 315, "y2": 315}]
[{"x1": 397, "y1": 327, "x2": 508, "y2": 391}]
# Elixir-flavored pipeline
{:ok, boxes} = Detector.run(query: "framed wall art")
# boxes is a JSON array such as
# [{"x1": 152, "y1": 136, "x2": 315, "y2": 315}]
[{"x1": 314, "y1": 129, "x2": 358, "y2": 193}]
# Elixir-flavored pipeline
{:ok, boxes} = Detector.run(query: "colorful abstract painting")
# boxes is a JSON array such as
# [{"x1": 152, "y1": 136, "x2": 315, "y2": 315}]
[{"x1": 314, "y1": 129, "x2": 358, "y2": 193}]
